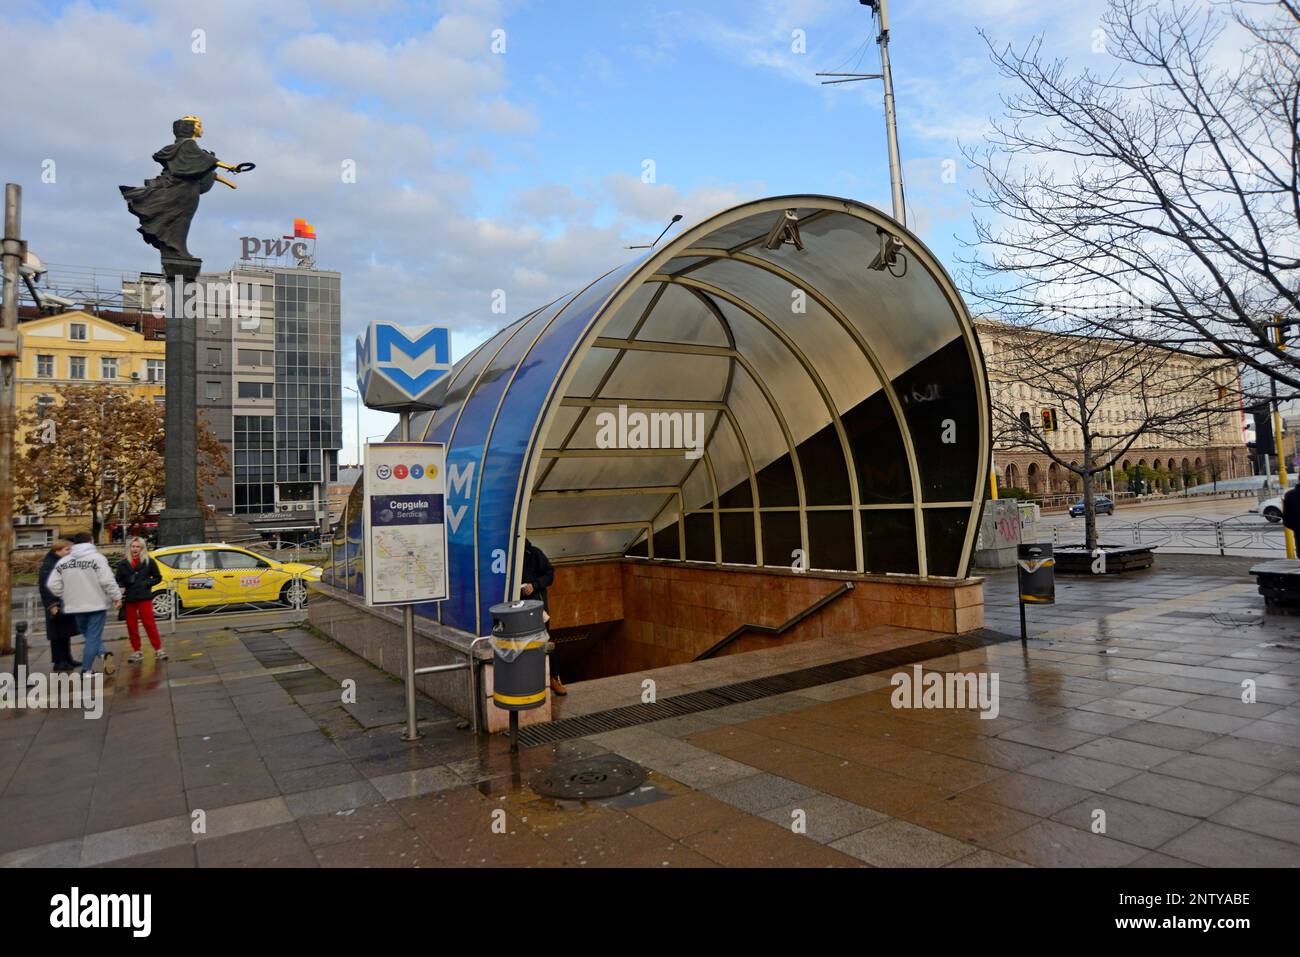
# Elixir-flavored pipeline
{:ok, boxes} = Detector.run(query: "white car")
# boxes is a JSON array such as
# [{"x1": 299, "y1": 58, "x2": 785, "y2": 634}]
[{"x1": 1258, "y1": 496, "x2": 1283, "y2": 523}]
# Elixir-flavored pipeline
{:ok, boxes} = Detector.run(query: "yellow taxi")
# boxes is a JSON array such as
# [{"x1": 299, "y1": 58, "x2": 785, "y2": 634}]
[{"x1": 149, "y1": 543, "x2": 323, "y2": 617}]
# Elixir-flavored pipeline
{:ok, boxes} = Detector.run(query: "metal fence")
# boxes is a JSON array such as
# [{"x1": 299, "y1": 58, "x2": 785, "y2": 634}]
[
  {"x1": 16, "y1": 572, "x2": 309, "y2": 641},
  {"x1": 1048, "y1": 515, "x2": 1286, "y2": 556},
  {"x1": 156, "y1": 570, "x2": 310, "y2": 634}
]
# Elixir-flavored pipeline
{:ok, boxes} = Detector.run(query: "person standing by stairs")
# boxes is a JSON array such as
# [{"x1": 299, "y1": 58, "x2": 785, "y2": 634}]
[{"x1": 521, "y1": 538, "x2": 563, "y2": 696}]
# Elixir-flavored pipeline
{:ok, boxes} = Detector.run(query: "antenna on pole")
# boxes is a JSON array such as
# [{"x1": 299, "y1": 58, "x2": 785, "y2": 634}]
[
  {"x1": 817, "y1": 0, "x2": 906, "y2": 228},
  {"x1": 626, "y1": 214, "x2": 683, "y2": 250}
]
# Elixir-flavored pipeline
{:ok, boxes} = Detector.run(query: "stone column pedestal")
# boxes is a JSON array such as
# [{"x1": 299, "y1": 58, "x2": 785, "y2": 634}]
[{"x1": 156, "y1": 254, "x2": 207, "y2": 547}]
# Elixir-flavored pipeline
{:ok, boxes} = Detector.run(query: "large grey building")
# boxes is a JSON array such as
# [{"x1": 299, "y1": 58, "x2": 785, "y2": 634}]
[{"x1": 125, "y1": 262, "x2": 343, "y2": 540}]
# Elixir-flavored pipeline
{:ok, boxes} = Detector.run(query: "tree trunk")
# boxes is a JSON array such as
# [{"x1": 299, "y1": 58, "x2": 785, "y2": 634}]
[{"x1": 1081, "y1": 446, "x2": 1097, "y2": 552}]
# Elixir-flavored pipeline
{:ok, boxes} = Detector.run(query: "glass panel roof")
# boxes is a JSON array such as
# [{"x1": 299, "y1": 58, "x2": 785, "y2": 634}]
[{"x1": 331, "y1": 196, "x2": 989, "y2": 636}]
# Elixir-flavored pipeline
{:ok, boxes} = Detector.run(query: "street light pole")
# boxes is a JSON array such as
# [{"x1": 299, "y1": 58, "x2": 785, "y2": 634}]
[
  {"x1": 816, "y1": 0, "x2": 906, "y2": 225},
  {"x1": 0, "y1": 184, "x2": 23, "y2": 655},
  {"x1": 344, "y1": 386, "x2": 361, "y2": 466}
]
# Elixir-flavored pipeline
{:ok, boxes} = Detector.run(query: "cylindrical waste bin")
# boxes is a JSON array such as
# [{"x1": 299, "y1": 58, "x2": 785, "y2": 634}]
[
  {"x1": 489, "y1": 599, "x2": 548, "y2": 711},
  {"x1": 1017, "y1": 543, "x2": 1055, "y2": 604}
]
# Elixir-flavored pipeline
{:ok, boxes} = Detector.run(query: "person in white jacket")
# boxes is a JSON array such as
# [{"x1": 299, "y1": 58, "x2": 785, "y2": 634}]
[{"x1": 48, "y1": 533, "x2": 122, "y2": 675}]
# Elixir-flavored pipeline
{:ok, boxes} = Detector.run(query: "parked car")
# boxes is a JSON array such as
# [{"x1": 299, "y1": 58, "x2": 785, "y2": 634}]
[
  {"x1": 107, "y1": 513, "x2": 160, "y2": 543},
  {"x1": 1257, "y1": 496, "x2": 1283, "y2": 523},
  {"x1": 148, "y1": 543, "x2": 323, "y2": 617},
  {"x1": 1068, "y1": 496, "x2": 1115, "y2": 517}
]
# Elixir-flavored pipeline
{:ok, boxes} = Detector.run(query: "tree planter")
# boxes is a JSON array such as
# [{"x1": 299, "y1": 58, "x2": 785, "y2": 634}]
[
  {"x1": 1054, "y1": 544, "x2": 1156, "y2": 575},
  {"x1": 1250, "y1": 560, "x2": 1300, "y2": 613}
]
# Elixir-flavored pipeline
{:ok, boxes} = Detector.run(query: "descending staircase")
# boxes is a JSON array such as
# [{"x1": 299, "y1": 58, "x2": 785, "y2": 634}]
[{"x1": 204, "y1": 511, "x2": 263, "y2": 545}]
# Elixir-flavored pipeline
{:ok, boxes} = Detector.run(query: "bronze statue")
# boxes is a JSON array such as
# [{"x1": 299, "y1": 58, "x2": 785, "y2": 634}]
[{"x1": 119, "y1": 116, "x2": 253, "y2": 260}]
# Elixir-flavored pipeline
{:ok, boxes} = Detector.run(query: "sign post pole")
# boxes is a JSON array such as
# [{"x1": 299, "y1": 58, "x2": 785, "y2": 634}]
[
  {"x1": 399, "y1": 410, "x2": 421, "y2": 742},
  {"x1": 356, "y1": 321, "x2": 453, "y2": 743}
]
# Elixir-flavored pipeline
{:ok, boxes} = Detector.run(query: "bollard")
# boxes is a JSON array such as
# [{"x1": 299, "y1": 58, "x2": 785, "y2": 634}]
[{"x1": 12, "y1": 620, "x2": 28, "y2": 681}]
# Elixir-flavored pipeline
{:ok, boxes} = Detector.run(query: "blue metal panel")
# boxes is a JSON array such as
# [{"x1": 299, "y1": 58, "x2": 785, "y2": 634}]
[
  {"x1": 438, "y1": 292, "x2": 584, "y2": 633},
  {"x1": 475, "y1": 264, "x2": 641, "y2": 631}
]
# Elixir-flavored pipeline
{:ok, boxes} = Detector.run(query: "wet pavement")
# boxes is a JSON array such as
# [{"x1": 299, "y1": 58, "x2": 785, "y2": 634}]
[{"x1": 1, "y1": 554, "x2": 1297, "y2": 867}]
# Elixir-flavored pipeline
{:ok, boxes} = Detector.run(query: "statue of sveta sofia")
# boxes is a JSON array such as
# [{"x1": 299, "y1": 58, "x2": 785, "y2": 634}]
[{"x1": 119, "y1": 116, "x2": 253, "y2": 260}]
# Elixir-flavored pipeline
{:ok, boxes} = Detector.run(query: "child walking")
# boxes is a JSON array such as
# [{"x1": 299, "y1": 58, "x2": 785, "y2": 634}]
[{"x1": 116, "y1": 537, "x2": 168, "y2": 662}]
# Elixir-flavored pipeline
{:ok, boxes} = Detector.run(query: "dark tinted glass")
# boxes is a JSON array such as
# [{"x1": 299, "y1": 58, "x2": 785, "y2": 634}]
[{"x1": 860, "y1": 509, "x2": 918, "y2": 574}]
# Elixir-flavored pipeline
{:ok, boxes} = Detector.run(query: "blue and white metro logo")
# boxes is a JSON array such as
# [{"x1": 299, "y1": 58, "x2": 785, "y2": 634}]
[{"x1": 355, "y1": 322, "x2": 453, "y2": 411}]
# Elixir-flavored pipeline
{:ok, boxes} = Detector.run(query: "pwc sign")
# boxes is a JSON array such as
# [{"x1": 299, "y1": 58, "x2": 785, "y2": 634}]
[
  {"x1": 241, "y1": 218, "x2": 317, "y2": 261},
  {"x1": 356, "y1": 322, "x2": 452, "y2": 411}
]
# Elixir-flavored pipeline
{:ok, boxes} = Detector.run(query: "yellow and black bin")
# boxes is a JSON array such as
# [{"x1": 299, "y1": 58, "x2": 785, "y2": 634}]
[
  {"x1": 489, "y1": 599, "x2": 549, "y2": 752},
  {"x1": 1016, "y1": 543, "x2": 1055, "y2": 642}
]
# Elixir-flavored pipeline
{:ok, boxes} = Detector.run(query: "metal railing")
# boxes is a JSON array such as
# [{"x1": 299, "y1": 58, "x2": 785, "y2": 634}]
[
  {"x1": 1049, "y1": 516, "x2": 1285, "y2": 556},
  {"x1": 246, "y1": 538, "x2": 325, "y2": 564},
  {"x1": 409, "y1": 635, "x2": 493, "y2": 735},
  {"x1": 159, "y1": 570, "x2": 310, "y2": 634},
  {"x1": 694, "y1": 581, "x2": 855, "y2": 660}
]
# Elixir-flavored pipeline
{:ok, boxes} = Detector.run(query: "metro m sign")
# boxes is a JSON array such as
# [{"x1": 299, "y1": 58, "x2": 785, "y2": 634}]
[{"x1": 356, "y1": 321, "x2": 452, "y2": 411}]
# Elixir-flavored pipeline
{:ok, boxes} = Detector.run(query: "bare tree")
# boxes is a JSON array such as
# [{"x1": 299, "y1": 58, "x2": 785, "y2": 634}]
[
  {"x1": 965, "y1": 0, "x2": 1300, "y2": 403},
  {"x1": 984, "y1": 322, "x2": 1236, "y2": 550}
]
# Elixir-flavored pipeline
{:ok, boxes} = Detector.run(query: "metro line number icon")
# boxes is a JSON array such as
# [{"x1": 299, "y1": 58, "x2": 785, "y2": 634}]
[{"x1": 375, "y1": 462, "x2": 439, "y2": 481}]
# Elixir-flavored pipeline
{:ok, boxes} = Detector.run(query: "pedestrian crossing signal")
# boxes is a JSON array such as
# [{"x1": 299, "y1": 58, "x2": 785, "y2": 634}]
[{"x1": 1041, "y1": 409, "x2": 1058, "y2": 432}]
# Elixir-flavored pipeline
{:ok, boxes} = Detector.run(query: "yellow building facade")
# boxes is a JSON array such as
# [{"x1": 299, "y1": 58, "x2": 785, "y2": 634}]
[{"x1": 14, "y1": 310, "x2": 167, "y2": 547}]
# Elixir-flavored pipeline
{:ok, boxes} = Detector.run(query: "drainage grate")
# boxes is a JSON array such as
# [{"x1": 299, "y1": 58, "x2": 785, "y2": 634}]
[
  {"x1": 516, "y1": 628, "x2": 1017, "y2": 749},
  {"x1": 530, "y1": 756, "x2": 648, "y2": 799}
]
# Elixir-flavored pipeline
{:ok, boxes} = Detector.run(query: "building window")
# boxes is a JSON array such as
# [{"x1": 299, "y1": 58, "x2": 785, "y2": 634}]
[
  {"x1": 207, "y1": 348, "x2": 222, "y2": 368},
  {"x1": 36, "y1": 355, "x2": 53, "y2": 378},
  {"x1": 154, "y1": 395, "x2": 165, "y2": 405},
  {"x1": 69, "y1": 356, "x2": 87, "y2": 380},
  {"x1": 69, "y1": 322, "x2": 87, "y2": 341},
  {"x1": 237, "y1": 381, "x2": 274, "y2": 399},
  {"x1": 35, "y1": 394, "x2": 53, "y2": 418},
  {"x1": 101, "y1": 357, "x2": 119, "y2": 380},
  {"x1": 146, "y1": 359, "x2": 165, "y2": 382},
  {"x1": 237, "y1": 348, "x2": 273, "y2": 366},
  {"x1": 205, "y1": 381, "x2": 222, "y2": 401}
]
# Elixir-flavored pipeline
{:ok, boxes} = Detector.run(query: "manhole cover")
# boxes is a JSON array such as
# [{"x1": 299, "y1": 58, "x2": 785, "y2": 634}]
[{"x1": 530, "y1": 756, "x2": 647, "y2": 800}]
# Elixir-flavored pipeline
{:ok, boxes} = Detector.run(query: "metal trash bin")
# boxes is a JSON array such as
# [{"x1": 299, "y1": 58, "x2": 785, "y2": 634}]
[
  {"x1": 489, "y1": 599, "x2": 548, "y2": 712},
  {"x1": 1016, "y1": 543, "x2": 1055, "y2": 604}
]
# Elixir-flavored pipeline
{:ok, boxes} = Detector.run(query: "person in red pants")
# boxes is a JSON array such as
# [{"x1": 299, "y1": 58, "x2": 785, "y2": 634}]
[{"x1": 115, "y1": 537, "x2": 168, "y2": 662}]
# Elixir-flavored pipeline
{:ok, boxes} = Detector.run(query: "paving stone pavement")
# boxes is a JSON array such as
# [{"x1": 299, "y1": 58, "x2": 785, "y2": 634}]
[{"x1": 1, "y1": 555, "x2": 1297, "y2": 867}]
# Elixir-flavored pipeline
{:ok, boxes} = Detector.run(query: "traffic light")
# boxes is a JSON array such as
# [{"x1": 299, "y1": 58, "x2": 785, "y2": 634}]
[{"x1": 1041, "y1": 408, "x2": 1058, "y2": 433}]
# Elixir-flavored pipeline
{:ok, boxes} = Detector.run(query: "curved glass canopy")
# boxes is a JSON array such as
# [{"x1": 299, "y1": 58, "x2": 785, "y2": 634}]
[{"x1": 329, "y1": 195, "x2": 991, "y2": 636}]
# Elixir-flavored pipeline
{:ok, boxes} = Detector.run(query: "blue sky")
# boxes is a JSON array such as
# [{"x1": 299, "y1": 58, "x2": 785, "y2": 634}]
[{"x1": 2, "y1": 0, "x2": 1113, "y2": 450}]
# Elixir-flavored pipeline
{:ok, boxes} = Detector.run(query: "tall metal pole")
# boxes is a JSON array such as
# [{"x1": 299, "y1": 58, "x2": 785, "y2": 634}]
[
  {"x1": 344, "y1": 385, "x2": 361, "y2": 466},
  {"x1": 876, "y1": 0, "x2": 906, "y2": 226},
  {"x1": 399, "y1": 409, "x2": 422, "y2": 741},
  {"x1": 816, "y1": 2, "x2": 906, "y2": 226},
  {"x1": 0, "y1": 184, "x2": 22, "y2": 655}
]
